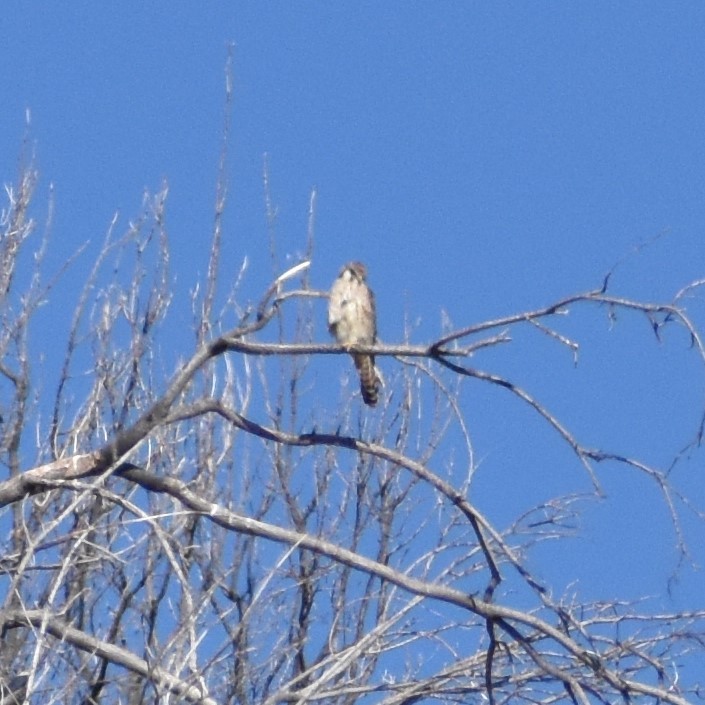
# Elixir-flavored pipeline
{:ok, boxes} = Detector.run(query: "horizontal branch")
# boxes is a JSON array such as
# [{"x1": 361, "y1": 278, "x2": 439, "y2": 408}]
[
  {"x1": 220, "y1": 339, "x2": 475, "y2": 357},
  {"x1": 429, "y1": 287, "x2": 690, "y2": 350}
]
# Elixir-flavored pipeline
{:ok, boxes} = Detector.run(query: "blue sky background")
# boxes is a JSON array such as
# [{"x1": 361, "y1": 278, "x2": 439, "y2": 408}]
[{"x1": 2, "y1": 1, "x2": 705, "y2": 689}]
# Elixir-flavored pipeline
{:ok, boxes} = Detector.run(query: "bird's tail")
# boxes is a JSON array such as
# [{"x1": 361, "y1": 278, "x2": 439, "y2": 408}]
[{"x1": 353, "y1": 354, "x2": 380, "y2": 406}]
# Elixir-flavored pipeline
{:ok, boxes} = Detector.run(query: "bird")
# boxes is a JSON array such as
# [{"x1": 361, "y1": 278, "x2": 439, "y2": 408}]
[{"x1": 328, "y1": 261, "x2": 380, "y2": 406}]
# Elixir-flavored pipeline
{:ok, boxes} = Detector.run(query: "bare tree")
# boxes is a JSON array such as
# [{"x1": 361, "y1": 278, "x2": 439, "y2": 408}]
[{"x1": 1, "y1": 126, "x2": 704, "y2": 703}]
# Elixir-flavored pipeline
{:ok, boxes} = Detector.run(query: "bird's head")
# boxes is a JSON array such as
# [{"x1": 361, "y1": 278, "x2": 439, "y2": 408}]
[{"x1": 340, "y1": 261, "x2": 367, "y2": 282}]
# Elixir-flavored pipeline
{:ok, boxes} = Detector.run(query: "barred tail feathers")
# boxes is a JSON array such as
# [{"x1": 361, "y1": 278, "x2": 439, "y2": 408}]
[{"x1": 353, "y1": 353, "x2": 379, "y2": 407}]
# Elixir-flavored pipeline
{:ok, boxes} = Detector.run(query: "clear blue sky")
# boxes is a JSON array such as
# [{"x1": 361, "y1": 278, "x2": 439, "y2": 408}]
[{"x1": 2, "y1": 0, "x2": 704, "y2": 681}]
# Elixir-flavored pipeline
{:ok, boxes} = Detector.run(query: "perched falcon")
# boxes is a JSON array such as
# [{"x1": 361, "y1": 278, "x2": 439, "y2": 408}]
[{"x1": 328, "y1": 261, "x2": 380, "y2": 406}]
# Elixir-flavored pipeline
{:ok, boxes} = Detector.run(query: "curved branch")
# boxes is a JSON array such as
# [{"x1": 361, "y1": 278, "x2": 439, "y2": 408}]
[{"x1": 37, "y1": 465, "x2": 694, "y2": 705}]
